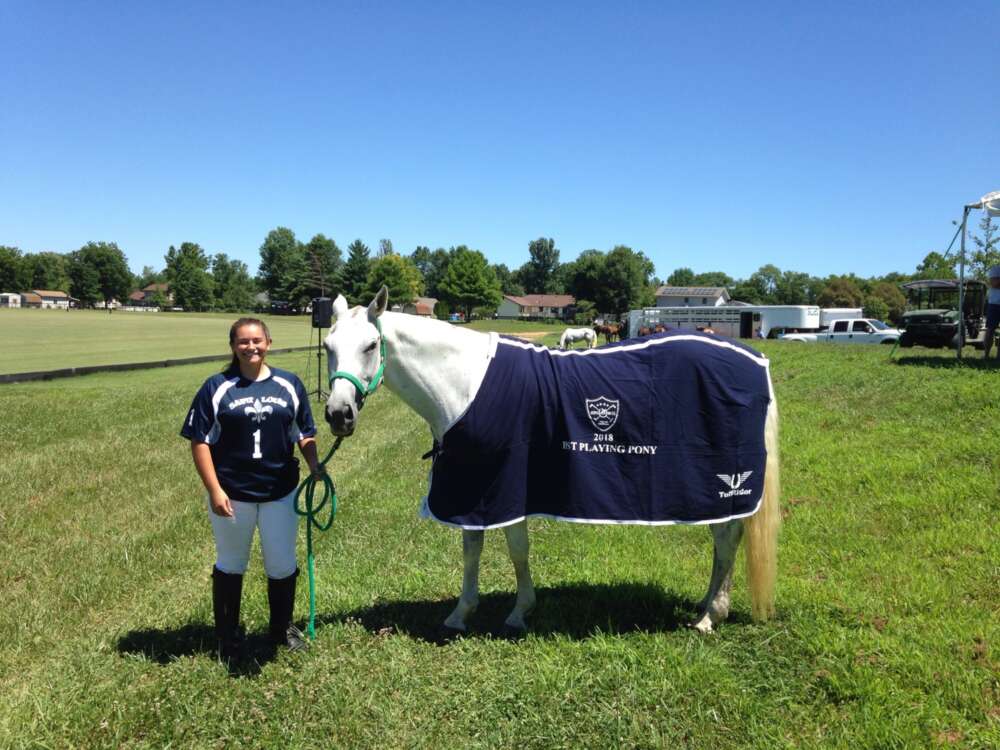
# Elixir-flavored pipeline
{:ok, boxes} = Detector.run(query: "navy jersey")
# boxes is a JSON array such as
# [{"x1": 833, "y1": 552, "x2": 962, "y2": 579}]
[{"x1": 181, "y1": 367, "x2": 317, "y2": 502}]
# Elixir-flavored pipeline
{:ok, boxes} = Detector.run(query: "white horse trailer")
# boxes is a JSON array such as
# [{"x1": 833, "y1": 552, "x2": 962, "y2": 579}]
[{"x1": 628, "y1": 305, "x2": 821, "y2": 339}]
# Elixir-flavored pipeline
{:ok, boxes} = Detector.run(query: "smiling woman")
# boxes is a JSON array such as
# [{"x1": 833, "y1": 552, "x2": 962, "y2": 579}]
[{"x1": 180, "y1": 317, "x2": 325, "y2": 666}]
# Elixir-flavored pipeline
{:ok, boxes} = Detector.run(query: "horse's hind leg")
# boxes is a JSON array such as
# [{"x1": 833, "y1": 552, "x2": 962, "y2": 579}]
[
  {"x1": 443, "y1": 530, "x2": 484, "y2": 632},
  {"x1": 691, "y1": 520, "x2": 744, "y2": 634},
  {"x1": 502, "y1": 520, "x2": 536, "y2": 633}
]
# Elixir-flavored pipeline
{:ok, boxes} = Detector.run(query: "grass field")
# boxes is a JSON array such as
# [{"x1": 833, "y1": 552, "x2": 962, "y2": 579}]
[
  {"x1": 1, "y1": 329, "x2": 998, "y2": 748},
  {"x1": 0, "y1": 309, "x2": 561, "y2": 375}
]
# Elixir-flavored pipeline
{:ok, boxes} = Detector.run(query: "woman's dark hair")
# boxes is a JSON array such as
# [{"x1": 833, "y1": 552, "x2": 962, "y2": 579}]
[{"x1": 225, "y1": 317, "x2": 272, "y2": 373}]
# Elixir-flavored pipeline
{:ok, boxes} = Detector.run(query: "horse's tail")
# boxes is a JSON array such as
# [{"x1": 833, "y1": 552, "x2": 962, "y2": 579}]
[{"x1": 743, "y1": 391, "x2": 780, "y2": 621}]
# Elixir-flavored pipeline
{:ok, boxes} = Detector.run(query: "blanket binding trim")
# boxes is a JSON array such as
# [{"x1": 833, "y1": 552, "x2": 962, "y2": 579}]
[{"x1": 419, "y1": 493, "x2": 765, "y2": 532}]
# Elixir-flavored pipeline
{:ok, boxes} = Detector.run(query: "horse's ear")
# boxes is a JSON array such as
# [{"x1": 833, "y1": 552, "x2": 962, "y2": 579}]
[
  {"x1": 368, "y1": 286, "x2": 388, "y2": 320},
  {"x1": 332, "y1": 295, "x2": 349, "y2": 318}
]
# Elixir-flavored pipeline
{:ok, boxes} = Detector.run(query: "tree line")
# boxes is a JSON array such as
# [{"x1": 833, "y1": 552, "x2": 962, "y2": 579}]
[{"x1": 1, "y1": 215, "x2": 997, "y2": 321}]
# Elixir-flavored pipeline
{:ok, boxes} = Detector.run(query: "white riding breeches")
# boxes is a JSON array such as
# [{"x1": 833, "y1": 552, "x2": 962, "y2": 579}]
[{"x1": 208, "y1": 490, "x2": 299, "y2": 579}]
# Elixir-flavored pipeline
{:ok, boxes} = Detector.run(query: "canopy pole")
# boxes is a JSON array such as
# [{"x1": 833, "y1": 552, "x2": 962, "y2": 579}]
[{"x1": 957, "y1": 206, "x2": 970, "y2": 359}]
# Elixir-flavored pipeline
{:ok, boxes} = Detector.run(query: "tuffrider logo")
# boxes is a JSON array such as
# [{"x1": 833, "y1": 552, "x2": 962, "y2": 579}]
[
  {"x1": 717, "y1": 471, "x2": 753, "y2": 498},
  {"x1": 585, "y1": 396, "x2": 619, "y2": 432}
]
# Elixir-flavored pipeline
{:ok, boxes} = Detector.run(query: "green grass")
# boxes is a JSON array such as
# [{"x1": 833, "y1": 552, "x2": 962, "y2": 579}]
[
  {"x1": 0, "y1": 339, "x2": 998, "y2": 748},
  {"x1": 0, "y1": 309, "x2": 320, "y2": 374},
  {"x1": 0, "y1": 309, "x2": 565, "y2": 375}
]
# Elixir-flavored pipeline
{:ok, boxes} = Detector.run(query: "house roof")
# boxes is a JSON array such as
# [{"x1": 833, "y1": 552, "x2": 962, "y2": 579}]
[
  {"x1": 128, "y1": 290, "x2": 146, "y2": 301},
  {"x1": 21, "y1": 292, "x2": 42, "y2": 303},
  {"x1": 654, "y1": 286, "x2": 730, "y2": 299},
  {"x1": 503, "y1": 294, "x2": 575, "y2": 308},
  {"x1": 32, "y1": 289, "x2": 69, "y2": 298},
  {"x1": 143, "y1": 283, "x2": 169, "y2": 292}
]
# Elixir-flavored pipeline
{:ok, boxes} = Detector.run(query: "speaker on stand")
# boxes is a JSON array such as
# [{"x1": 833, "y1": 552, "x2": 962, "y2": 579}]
[{"x1": 310, "y1": 297, "x2": 333, "y2": 402}]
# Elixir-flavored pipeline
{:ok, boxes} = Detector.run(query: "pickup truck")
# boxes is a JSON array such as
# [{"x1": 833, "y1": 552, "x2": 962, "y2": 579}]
[{"x1": 778, "y1": 318, "x2": 901, "y2": 344}]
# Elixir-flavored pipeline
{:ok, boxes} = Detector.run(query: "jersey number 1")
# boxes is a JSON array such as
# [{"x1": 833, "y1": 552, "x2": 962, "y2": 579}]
[{"x1": 252, "y1": 429, "x2": 262, "y2": 459}]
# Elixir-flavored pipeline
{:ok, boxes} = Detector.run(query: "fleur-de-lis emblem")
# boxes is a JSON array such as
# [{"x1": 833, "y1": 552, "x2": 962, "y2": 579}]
[{"x1": 245, "y1": 399, "x2": 273, "y2": 424}]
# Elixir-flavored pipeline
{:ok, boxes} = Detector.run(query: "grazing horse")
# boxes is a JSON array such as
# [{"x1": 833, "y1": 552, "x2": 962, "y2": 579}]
[
  {"x1": 637, "y1": 325, "x2": 653, "y2": 337},
  {"x1": 324, "y1": 288, "x2": 780, "y2": 635},
  {"x1": 594, "y1": 323, "x2": 620, "y2": 344},
  {"x1": 559, "y1": 327, "x2": 596, "y2": 350}
]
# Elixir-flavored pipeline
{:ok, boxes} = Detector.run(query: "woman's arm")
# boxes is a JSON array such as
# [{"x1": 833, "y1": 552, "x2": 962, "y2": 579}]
[
  {"x1": 191, "y1": 441, "x2": 233, "y2": 517},
  {"x1": 298, "y1": 437, "x2": 325, "y2": 479}
]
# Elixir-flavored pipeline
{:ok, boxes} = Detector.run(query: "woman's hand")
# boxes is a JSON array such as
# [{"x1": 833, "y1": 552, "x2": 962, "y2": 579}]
[{"x1": 209, "y1": 490, "x2": 234, "y2": 518}]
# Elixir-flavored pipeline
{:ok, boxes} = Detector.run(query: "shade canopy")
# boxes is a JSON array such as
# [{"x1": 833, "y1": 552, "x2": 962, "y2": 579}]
[{"x1": 967, "y1": 190, "x2": 1000, "y2": 216}]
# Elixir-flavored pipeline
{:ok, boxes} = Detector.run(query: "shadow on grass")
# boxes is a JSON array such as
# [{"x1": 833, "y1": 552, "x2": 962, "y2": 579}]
[
  {"x1": 893, "y1": 354, "x2": 998, "y2": 369},
  {"x1": 315, "y1": 581, "x2": 751, "y2": 644},
  {"x1": 115, "y1": 624, "x2": 282, "y2": 678}
]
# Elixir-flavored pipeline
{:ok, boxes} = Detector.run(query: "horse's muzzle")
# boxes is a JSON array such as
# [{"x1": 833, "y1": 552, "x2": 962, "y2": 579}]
[{"x1": 325, "y1": 402, "x2": 356, "y2": 436}]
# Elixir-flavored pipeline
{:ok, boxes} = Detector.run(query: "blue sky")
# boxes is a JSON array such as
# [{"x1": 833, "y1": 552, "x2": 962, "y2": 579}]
[{"x1": 2, "y1": 1, "x2": 998, "y2": 282}]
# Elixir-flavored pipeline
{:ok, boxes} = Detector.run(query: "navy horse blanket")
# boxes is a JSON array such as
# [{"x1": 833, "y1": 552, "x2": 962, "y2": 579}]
[{"x1": 422, "y1": 331, "x2": 772, "y2": 530}]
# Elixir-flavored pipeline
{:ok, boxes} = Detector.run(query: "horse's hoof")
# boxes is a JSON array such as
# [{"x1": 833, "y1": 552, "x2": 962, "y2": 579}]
[{"x1": 689, "y1": 615, "x2": 715, "y2": 635}]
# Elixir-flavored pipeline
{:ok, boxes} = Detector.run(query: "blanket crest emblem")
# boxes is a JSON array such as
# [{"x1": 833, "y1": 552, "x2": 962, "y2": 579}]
[{"x1": 585, "y1": 396, "x2": 620, "y2": 432}]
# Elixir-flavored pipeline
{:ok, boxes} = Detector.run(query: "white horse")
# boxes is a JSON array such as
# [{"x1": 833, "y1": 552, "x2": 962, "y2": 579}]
[
  {"x1": 559, "y1": 327, "x2": 596, "y2": 349},
  {"x1": 324, "y1": 288, "x2": 780, "y2": 635}
]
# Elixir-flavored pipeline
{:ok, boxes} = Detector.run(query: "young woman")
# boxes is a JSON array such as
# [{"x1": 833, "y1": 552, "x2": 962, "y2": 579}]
[{"x1": 181, "y1": 317, "x2": 324, "y2": 662}]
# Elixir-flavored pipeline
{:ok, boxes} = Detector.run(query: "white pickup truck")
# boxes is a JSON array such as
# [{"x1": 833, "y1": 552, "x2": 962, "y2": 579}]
[{"x1": 778, "y1": 318, "x2": 901, "y2": 345}]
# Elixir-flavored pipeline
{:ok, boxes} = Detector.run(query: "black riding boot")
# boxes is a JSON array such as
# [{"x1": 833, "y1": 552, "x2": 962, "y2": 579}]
[
  {"x1": 267, "y1": 568, "x2": 309, "y2": 651},
  {"x1": 212, "y1": 566, "x2": 244, "y2": 664}
]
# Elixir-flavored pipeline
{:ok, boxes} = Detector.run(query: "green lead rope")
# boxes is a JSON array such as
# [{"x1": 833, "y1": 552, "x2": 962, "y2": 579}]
[
  {"x1": 297, "y1": 316, "x2": 387, "y2": 640},
  {"x1": 293, "y1": 436, "x2": 343, "y2": 640}
]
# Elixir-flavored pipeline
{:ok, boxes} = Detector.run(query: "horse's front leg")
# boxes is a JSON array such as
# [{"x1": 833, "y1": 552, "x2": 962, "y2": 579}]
[
  {"x1": 691, "y1": 519, "x2": 743, "y2": 634},
  {"x1": 443, "y1": 529, "x2": 484, "y2": 632},
  {"x1": 502, "y1": 520, "x2": 535, "y2": 633}
]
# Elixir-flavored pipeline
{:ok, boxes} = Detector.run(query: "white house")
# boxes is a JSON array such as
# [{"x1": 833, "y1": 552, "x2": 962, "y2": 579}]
[
  {"x1": 403, "y1": 297, "x2": 438, "y2": 316},
  {"x1": 654, "y1": 286, "x2": 730, "y2": 307},
  {"x1": 32, "y1": 290, "x2": 71, "y2": 309},
  {"x1": 0, "y1": 293, "x2": 21, "y2": 308},
  {"x1": 497, "y1": 294, "x2": 576, "y2": 320}
]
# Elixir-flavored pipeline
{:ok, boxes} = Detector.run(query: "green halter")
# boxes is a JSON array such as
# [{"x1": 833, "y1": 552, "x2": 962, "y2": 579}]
[{"x1": 328, "y1": 317, "x2": 387, "y2": 404}]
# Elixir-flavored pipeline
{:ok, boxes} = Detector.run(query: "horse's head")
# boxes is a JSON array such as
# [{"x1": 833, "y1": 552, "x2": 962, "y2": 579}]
[{"x1": 322, "y1": 286, "x2": 388, "y2": 436}]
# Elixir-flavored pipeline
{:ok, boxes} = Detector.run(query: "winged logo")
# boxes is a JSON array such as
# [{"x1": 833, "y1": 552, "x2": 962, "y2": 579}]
[
  {"x1": 245, "y1": 398, "x2": 273, "y2": 424},
  {"x1": 585, "y1": 396, "x2": 620, "y2": 432},
  {"x1": 717, "y1": 471, "x2": 753, "y2": 490}
]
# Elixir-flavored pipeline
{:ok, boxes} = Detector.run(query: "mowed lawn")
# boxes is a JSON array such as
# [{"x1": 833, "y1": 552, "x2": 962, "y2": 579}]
[
  {"x1": 0, "y1": 309, "x2": 563, "y2": 375},
  {"x1": 0, "y1": 329, "x2": 998, "y2": 748},
  {"x1": 0, "y1": 309, "x2": 323, "y2": 374}
]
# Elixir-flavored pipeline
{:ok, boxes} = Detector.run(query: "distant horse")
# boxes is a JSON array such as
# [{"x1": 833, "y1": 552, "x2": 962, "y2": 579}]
[
  {"x1": 559, "y1": 327, "x2": 596, "y2": 350},
  {"x1": 324, "y1": 288, "x2": 780, "y2": 635},
  {"x1": 637, "y1": 326, "x2": 653, "y2": 337},
  {"x1": 594, "y1": 323, "x2": 620, "y2": 344},
  {"x1": 653, "y1": 323, "x2": 668, "y2": 333}
]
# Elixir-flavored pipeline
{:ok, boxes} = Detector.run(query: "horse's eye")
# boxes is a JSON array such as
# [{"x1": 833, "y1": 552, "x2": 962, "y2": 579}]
[{"x1": 365, "y1": 341, "x2": 377, "y2": 353}]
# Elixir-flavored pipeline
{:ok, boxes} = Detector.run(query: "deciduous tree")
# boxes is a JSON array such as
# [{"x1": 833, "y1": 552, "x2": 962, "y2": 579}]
[
  {"x1": 212, "y1": 254, "x2": 256, "y2": 312},
  {"x1": 0, "y1": 246, "x2": 30, "y2": 291},
  {"x1": 257, "y1": 227, "x2": 301, "y2": 300},
  {"x1": 22, "y1": 252, "x2": 70, "y2": 292},
  {"x1": 968, "y1": 216, "x2": 1000, "y2": 278},
  {"x1": 914, "y1": 251, "x2": 956, "y2": 279},
  {"x1": 165, "y1": 242, "x2": 214, "y2": 311},
  {"x1": 70, "y1": 242, "x2": 132, "y2": 307},
  {"x1": 438, "y1": 246, "x2": 502, "y2": 320},
  {"x1": 666, "y1": 267, "x2": 695, "y2": 286},
  {"x1": 597, "y1": 246, "x2": 655, "y2": 314},
  {"x1": 365, "y1": 254, "x2": 423, "y2": 305},
  {"x1": 520, "y1": 237, "x2": 560, "y2": 294}
]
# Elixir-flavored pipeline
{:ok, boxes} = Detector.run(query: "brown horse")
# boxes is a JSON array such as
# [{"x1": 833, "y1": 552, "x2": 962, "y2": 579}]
[
  {"x1": 593, "y1": 323, "x2": 620, "y2": 344},
  {"x1": 637, "y1": 325, "x2": 652, "y2": 337}
]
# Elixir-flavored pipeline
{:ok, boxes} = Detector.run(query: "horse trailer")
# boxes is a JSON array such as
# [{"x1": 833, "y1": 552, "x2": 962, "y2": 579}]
[{"x1": 627, "y1": 305, "x2": 821, "y2": 339}]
